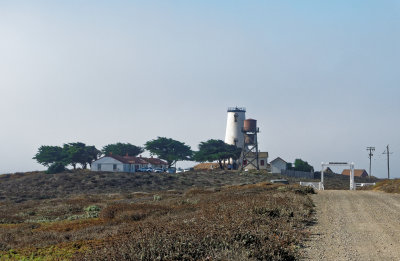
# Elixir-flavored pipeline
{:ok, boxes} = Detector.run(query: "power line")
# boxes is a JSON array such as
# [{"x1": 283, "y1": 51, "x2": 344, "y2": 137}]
[
  {"x1": 383, "y1": 145, "x2": 393, "y2": 179},
  {"x1": 366, "y1": 147, "x2": 375, "y2": 178}
]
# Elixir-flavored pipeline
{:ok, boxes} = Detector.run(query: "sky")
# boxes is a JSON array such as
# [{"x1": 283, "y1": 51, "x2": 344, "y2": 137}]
[{"x1": 0, "y1": 1, "x2": 399, "y2": 178}]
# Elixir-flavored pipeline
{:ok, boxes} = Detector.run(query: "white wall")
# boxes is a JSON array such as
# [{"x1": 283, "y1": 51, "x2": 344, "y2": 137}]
[
  {"x1": 91, "y1": 157, "x2": 125, "y2": 172},
  {"x1": 90, "y1": 156, "x2": 167, "y2": 173},
  {"x1": 271, "y1": 159, "x2": 287, "y2": 173},
  {"x1": 224, "y1": 110, "x2": 246, "y2": 148}
]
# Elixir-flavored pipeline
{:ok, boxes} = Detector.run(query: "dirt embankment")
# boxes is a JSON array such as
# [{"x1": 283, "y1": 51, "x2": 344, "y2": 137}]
[{"x1": 303, "y1": 190, "x2": 400, "y2": 261}]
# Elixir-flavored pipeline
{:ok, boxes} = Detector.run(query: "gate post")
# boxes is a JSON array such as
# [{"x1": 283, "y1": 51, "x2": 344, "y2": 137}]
[
  {"x1": 321, "y1": 162, "x2": 325, "y2": 185},
  {"x1": 350, "y1": 163, "x2": 355, "y2": 190}
]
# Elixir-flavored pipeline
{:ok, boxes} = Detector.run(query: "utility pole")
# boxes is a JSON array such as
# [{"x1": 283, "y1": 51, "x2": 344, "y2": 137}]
[
  {"x1": 383, "y1": 145, "x2": 393, "y2": 179},
  {"x1": 366, "y1": 147, "x2": 375, "y2": 178}
]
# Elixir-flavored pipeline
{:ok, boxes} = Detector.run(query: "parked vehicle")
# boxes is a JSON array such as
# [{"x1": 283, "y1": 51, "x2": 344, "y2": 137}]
[
  {"x1": 153, "y1": 168, "x2": 164, "y2": 173},
  {"x1": 138, "y1": 167, "x2": 153, "y2": 172},
  {"x1": 175, "y1": 168, "x2": 184, "y2": 173},
  {"x1": 166, "y1": 168, "x2": 176, "y2": 173}
]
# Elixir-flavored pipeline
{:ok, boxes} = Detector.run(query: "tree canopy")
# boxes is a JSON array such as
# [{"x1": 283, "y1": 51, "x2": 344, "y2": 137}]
[
  {"x1": 144, "y1": 137, "x2": 192, "y2": 167},
  {"x1": 33, "y1": 143, "x2": 101, "y2": 172},
  {"x1": 102, "y1": 143, "x2": 144, "y2": 157},
  {"x1": 33, "y1": 145, "x2": 65, "y2": 167},
  {"x1": 193, "y1": 139, "x2": 242, "y2": 169},
  {"x1": 293, "y1": 159, "x2": 314, "y2": 172},
  {"x1": 63, "y1": 143, "x2": 101, "y2": 169}
]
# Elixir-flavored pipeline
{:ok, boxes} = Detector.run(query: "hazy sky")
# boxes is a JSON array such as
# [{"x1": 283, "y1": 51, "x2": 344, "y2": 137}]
[{"x1": 0, "y1": 1, "x2": 399, "y2": 178}]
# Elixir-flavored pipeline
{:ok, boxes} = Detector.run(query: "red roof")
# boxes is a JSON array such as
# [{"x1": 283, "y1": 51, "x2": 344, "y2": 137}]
[
  {"x1": 342, "y1": 169, "x2": 369, "y2": 177},
  {"x1": 145, "y1": 157, "x2": 168, "y2": 165},
  {"x1": 108, "y1": 155, "x2": 130, "y2": 164}
]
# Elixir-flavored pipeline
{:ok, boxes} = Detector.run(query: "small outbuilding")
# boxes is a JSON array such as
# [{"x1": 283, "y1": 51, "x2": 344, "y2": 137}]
[{"x1": 270, "y1": 157, "x2": 288, "y2": 174}]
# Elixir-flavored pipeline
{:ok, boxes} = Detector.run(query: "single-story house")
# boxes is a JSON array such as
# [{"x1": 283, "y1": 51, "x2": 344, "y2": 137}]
[
  {"x1": 243, "y1": 152, "x2": 269, "y2": 170},
  {"x1": 91, "y1": 155, "x2": 168, "y2": 173},
  {"x1": 342, "y1": 169, "x2": 369, "y2": 178},
  {"x1": 270, "y1": 157, "x2": 288, "y2": 174}
]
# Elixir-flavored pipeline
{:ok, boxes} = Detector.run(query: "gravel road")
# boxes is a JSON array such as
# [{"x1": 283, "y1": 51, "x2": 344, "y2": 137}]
[{"x1": 302, "y1": 190, "x2": 400, "y2": 261}]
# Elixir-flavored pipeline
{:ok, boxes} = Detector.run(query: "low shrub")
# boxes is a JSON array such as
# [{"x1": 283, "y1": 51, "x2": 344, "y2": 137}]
[
  {"x1": 46, "y1": 162, "x2": 66, "y2": 174},
  {"x1": 85, "y1": 205, "x2": 101, "y2": 218},
  {"x1": 100, "y1": 203, "x2": 169, "y2": 222}
]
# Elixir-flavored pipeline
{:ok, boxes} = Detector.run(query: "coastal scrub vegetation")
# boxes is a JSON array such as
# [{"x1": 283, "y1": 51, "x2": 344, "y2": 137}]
[{"x1": 0, "y1": 180, "x2": 315, "y2": 260}]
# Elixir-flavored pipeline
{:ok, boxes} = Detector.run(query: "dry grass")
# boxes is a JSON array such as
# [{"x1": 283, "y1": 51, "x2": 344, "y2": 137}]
[
  {"x1": 0, "y1": 169, "x2": 369, "y2": 204},
  {"x1": 369, "y1": 179, "x2": 400, "y2": 193},
  {"x1": 0, "y1": 183, "x2": 315, "y2": 260},
  {"x1": 0, "y1": 170, "x2": 283, "y2": 202}
]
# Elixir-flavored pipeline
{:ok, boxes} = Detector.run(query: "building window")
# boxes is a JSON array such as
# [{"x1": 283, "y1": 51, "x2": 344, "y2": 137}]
[
  {"x1": 260, "y1": 160, "x2": 265, "y2": 166},
  {"x1": 113, "y1": 164, "x2": 117, "y2": 171},
  {"x1": 234, "y1": 113, "x2": 238, "y2": 122},
  {"x1": 97, "y1": 164, "x2": 101, "y2": 171}
]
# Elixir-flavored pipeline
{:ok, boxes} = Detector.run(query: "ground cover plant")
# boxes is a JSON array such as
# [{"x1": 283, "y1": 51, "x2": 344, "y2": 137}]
[
  {"x1": 0, "y1": 170, "x2": 316, "y2": 202},
  {"x1": 0, "y1": 177, "x2": 315, "y2": 260}
]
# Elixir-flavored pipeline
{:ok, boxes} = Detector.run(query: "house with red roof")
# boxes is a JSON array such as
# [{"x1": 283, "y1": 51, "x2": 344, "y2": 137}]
[{"x1": 90, "y1": 155, "x2": 168, "y2": 173}]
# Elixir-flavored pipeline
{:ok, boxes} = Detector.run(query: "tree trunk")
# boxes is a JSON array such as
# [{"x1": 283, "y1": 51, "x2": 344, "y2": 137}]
[{"x1": 218, "y1": 160, "x2": 224, "y2": 170}]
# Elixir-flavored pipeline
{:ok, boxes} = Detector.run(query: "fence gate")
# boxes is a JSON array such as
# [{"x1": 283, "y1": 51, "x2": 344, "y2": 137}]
[{"x1": 321, "y1": 162, "x2": 355, "y2": 190}]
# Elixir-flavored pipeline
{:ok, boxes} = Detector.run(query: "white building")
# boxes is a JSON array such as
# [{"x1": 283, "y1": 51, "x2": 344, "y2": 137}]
[
  {"x1": 224, "y1": 107, "x2": 246, "y2": 148},
  {"x1": 91, "y1": 155, "x2": 168, "y2": 173},
  {"x1": 270, "y1": 157, "x2": 288, "y2": 173}
]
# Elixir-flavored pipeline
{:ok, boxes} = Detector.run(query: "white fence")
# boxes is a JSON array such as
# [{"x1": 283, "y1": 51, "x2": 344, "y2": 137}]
[
  {"x1": 300, "y1": 181, "x2": 324, "y2": 190},
  {"x1": 355, "y1": 183, "x2": 376, "y2": 188}
]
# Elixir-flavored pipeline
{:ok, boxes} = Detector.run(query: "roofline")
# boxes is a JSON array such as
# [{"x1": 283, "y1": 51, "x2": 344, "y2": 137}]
[
  {"x1": 96, "y1": 155, "x2": 126, "y2": 163},
  {"x1": 95, "y1": 155, "x2": 168, "y2": 165},
  {"x1": 270, "y1": 157, "x2": 287, "y2": 163}
]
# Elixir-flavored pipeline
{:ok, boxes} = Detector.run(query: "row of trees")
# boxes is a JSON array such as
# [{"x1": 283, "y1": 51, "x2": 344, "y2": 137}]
[
  {"x1": 34, "y1": 138, "x2": 241, "y2": 173},
  {"x1": 33, "y1": 143, "x2": 102, "y2": 173}
]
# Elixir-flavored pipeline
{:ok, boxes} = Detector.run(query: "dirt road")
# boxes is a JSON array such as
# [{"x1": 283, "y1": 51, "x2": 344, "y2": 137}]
[{"x1": 302, "y1": 190, "x2": 400, "y2": 261}]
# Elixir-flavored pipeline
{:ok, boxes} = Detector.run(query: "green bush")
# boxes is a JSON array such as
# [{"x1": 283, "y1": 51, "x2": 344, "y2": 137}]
[
  {"x1": 85, "y1": 205, "x2": 101, "y2": 218},
  {"x1": 46, "y1": 162, "x2": 66, "y2": 174}
]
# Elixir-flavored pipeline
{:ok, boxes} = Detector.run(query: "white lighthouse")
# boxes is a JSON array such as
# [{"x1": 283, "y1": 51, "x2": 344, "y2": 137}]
[{"x1": 224, "y1": 107, "x2": 246, "y2": 148}]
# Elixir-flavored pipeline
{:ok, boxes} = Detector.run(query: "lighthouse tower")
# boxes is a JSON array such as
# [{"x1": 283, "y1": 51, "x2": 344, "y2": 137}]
[{"x1": 224, "y1": 107, "x2": 246, "y2": 148}]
